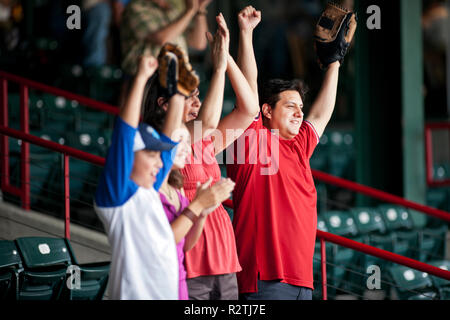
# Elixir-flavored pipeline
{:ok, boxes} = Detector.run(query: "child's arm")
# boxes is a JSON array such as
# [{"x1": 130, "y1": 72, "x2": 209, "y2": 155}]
[
  {"x1": 95, "y1": 56, "x2": 158, "y2": 207},
  {"x1": 120, "y1": 56, "x2": 158, "y2": 127}
]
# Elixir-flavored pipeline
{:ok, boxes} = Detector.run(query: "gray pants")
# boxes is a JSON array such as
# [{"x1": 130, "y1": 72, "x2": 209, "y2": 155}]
[
  {"x1": 186, "y1": 273, "x2": 238, "y2": 300},
  {"x1": 241, "y1": 280, "x2": 313, "y2": 300}
]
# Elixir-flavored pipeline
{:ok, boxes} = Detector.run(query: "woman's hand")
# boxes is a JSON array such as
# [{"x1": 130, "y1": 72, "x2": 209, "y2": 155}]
[
  {"x1": 188, "y1": 177, "x2": 235, "y2": 215},
  {"x1": 206, "y1": 13, "x2": 230, "y2": 73}
]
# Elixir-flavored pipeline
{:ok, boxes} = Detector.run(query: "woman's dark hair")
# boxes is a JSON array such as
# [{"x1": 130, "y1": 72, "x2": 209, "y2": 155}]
[
  {"x1": 142, "y1": 73, "x2": 185, "y2": 190},
  {"x1": 142, "y1": 72, "x2": 168, "y2": 132},
  {"x1": 259, "y1": 79, "x2": 309, "y2": 112}
]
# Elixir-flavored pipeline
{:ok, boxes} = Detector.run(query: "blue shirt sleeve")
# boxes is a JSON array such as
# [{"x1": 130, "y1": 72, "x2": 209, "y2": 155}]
[
  {"x1": 153, "y1": 133, "x2": 178, "y2": 191},
  {"x1": 95, "y1": 117, "x2": 138, "y2": 207}
]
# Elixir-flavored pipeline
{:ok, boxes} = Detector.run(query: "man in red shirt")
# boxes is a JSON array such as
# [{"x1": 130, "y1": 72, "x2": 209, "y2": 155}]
[{"x1": 226, "y1": 8, "x2": 343, "y2": 300}]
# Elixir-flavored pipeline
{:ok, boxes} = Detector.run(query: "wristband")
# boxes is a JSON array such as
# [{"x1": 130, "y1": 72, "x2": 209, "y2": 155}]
[
  {"x1": 182, "y1": 208, "x2": 199, "y2": 223},
  {"x1": 196, "y1": 10, "x2": 207, "y2": 16}
]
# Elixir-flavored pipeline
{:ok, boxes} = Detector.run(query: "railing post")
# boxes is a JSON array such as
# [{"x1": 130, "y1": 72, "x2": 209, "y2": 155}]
[
  {"x1": 424, "y1": 127, "x2": 433, "y2": 186},
  {"x1": 64, "y1": 154, "x2": 70, "y2": 239},
  {"x1": 320, "y1": 237, "x2": 327, "y2": 300},
  {"x1": 0, "y1": 78, "x2": 8, "y2": 189},
  {"x1": 20, "y1": 85, "x2": 29, "y2": 210}
]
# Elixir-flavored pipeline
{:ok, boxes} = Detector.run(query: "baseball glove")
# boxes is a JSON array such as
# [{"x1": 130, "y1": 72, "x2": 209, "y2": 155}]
[
  {"x1": 158, "y1": 43, "x2": 199, "y2": 97},
  {"x1": 314, "y1": 2, "x2": 357, "y2": 69}
]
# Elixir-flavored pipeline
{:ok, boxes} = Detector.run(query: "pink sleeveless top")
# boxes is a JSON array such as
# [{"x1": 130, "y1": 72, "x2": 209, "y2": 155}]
[{"x1": 180, "y1": 136, "x2": 241, "y2": 278}]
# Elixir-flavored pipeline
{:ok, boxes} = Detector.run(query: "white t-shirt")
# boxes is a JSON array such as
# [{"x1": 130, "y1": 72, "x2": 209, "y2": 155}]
[{"x1": 94, "y1": 117, "x2": 178, "y2": 300}]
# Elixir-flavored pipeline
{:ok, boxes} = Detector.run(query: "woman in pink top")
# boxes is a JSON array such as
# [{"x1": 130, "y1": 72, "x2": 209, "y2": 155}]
[
  {"x1": 144, "y1": 9, "x2": 261, "y2": 299},
  {"x1": 159, "y1": 125, "x2": 235, "y2": 299}
]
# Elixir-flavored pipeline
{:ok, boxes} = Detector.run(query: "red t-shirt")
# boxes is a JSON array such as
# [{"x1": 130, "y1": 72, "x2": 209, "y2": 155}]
[
  {"x1": 180, "y1": 137, "x2": 242, "y2": 278},
  {"x1": 226, "y1": 115, "x2": 320, "y2": 294}
]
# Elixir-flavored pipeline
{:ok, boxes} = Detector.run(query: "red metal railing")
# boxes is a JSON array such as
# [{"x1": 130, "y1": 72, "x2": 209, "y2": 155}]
[
  {"x1": 0, "y1": 70, "x2": 115, "y2": 239},
  {"x1": 425, "y1": 122, "x2": 450, "y2": 187},
  {"x1": 1, "y1": 71, "x2": 450, "y2": 300}
]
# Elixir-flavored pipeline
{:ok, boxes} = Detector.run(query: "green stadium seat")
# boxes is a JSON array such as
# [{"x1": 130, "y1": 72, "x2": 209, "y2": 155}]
[
  {"x1": 392, "y1": 231, "x2": 418, "y2": 259},
  {"x1": 61, "y1": 239, "x2": 110, "y2": 300},
  {"x1": 15, "y1": 237, "x2": 70, "y2": 300},
  {"x1": 407, "y1": 292, "x2": 438, "y2": 300},
  {"x1": 438, "y1": 287, "x2": 450, "y2": 300},
  {"x1": 418, "y1": 225, "x2": 448, "y2": 262},
  {"x1": 426, "y1": 260, "x2": 450, "y2": 292},
  {"x1": 388, "y1": 265, "x2": 435, "y2": 300},
  {"x1": 378, "y1": 205, "x2": 414, "y2": 232},
  {"x1": 15, "y1": 237, "x2": 110, "y2": 300},
  {"x1": 0, "y1": 240, "x2": 23, "y2": 300},
  {"x1": 349, "y1": 207, "x2": 386, "y2": 235},
  {"x1": 322, "y1": 211, "x2": 358, "y2": 238},
  {"x1": 66, "y1": 131, "x2": 111, "y2": 157},
  {"x1": 42, "y1": 94, "x2": 77, "y2": 133},
  {"x1": 84, "y1": 65, "x2": 123, "y2": 103}
]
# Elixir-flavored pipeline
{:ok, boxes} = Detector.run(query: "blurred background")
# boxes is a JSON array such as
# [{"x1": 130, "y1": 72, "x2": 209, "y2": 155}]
[{"x1": 0, "y1": 0, "x2": 449, "y2": 300}]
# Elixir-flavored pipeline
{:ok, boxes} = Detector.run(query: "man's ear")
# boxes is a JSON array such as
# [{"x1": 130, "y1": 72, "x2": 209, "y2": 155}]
[
  {"x1": 157, "y1": 97, "x2": 168, "y2": 111},
  {"x1": 261, "y1": 104, "x2": 272, "y2": 120}
]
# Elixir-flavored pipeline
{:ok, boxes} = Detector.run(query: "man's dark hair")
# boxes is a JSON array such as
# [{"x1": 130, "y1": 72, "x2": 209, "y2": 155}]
[
  {"x1": 259, "y1": 79, "x2": 308, "y2": 112},
  {"x1": 142, "y1": 72, "x2": 168, "y2": 132}
]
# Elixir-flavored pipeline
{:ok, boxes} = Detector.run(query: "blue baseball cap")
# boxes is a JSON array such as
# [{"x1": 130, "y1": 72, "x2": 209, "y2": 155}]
[{"x1": 133, "y1": 123, "x2": 175, "y2": 152}]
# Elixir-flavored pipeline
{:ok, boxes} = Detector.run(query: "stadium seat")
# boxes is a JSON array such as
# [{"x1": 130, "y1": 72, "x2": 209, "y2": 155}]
[
  {"x1": 407, "y1": 292, "x2": 438, "y2": 300},
  {"x1": 322, "y1": 211, "x2": 358, "y2": 238},
  {"x1": 15, "y1": 237, "x2": 110, "y2": 300},
  {"x1": 392, "y1": 231, "x2": 418, "y2": 259},
  {"x1": 438, "y1": 287, "x2": 450, "y2": 300},
  {"x1": 84, "y1": 65, "x2": 123, "y2": 103},
  {"x1": 0, "y1": 240, "x2": 23, "y2": 300},
  {"x1": 426, "y1": 260, "x2": 450, "y2": 292},
  {"x1": 378, "y1": 205, "x2": 414, "y2": 232},
  {"x1": 417, "y1": 225, "x2": 448, "y2": 262},
  {"x1": 66, "y1": 131, "x2": 111, "y2": 157},
  {"x1": 349, "y1": 207, "x2": 386, "y2": 236},
  {"x1": 61, "y1": 239, "x2": 110, "y2": 300},
  {"x1": 388, "y1": 265, "x2": 435, "y2": 300},
  {"x1": 42, "y1": 94, "x2": 77, "y2": 133},
  {"x1": 15, "y1": 237, "x2": 71, "y2": 300}
]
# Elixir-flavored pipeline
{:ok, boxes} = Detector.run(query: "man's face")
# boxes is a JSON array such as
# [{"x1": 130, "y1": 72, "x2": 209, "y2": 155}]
[
  {"x1": 263, "y1": 90, "x2": 304, "y2": 140},
  {"x1": 131, "y1": 150, "x2": 163, "y2": 189},
  {"x1": 183, "y1": 88, "x2": 201, "y2": 123}
]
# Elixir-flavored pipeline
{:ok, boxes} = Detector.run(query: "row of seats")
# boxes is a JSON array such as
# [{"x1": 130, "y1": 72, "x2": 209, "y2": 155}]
[
  {"x1": 310, "y1": 130, "x2": 355, "y2": 181},
  {"x1": 312, "y1": 205, "x2": 449, "y2": 299},
  {"x1": 0, "y1": 237, "x2": 109, "y2": 300},
  {"x1": 8, "y1": 93, "x2": 115, "y2": 147},
  {"x1": 55, "y1": 64, "x2": 124, "y2": 104}
]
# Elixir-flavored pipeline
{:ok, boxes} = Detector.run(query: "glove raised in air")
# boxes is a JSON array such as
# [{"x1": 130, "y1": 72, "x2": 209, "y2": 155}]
[
  {"x1": 314, "y1": 2, "x2": 357, "y2": 69},
  {"x1": 158, "y1": 43, "x2": 200, "y2": 98}
]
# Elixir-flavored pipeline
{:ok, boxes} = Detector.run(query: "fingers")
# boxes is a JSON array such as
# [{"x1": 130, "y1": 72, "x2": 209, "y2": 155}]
[
  {"x1": 216, "y1": 13, "x2": 229, "y2": 37},
  {"x1": 200, "y1": 177, "x2": 213, "y2": 190}
]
